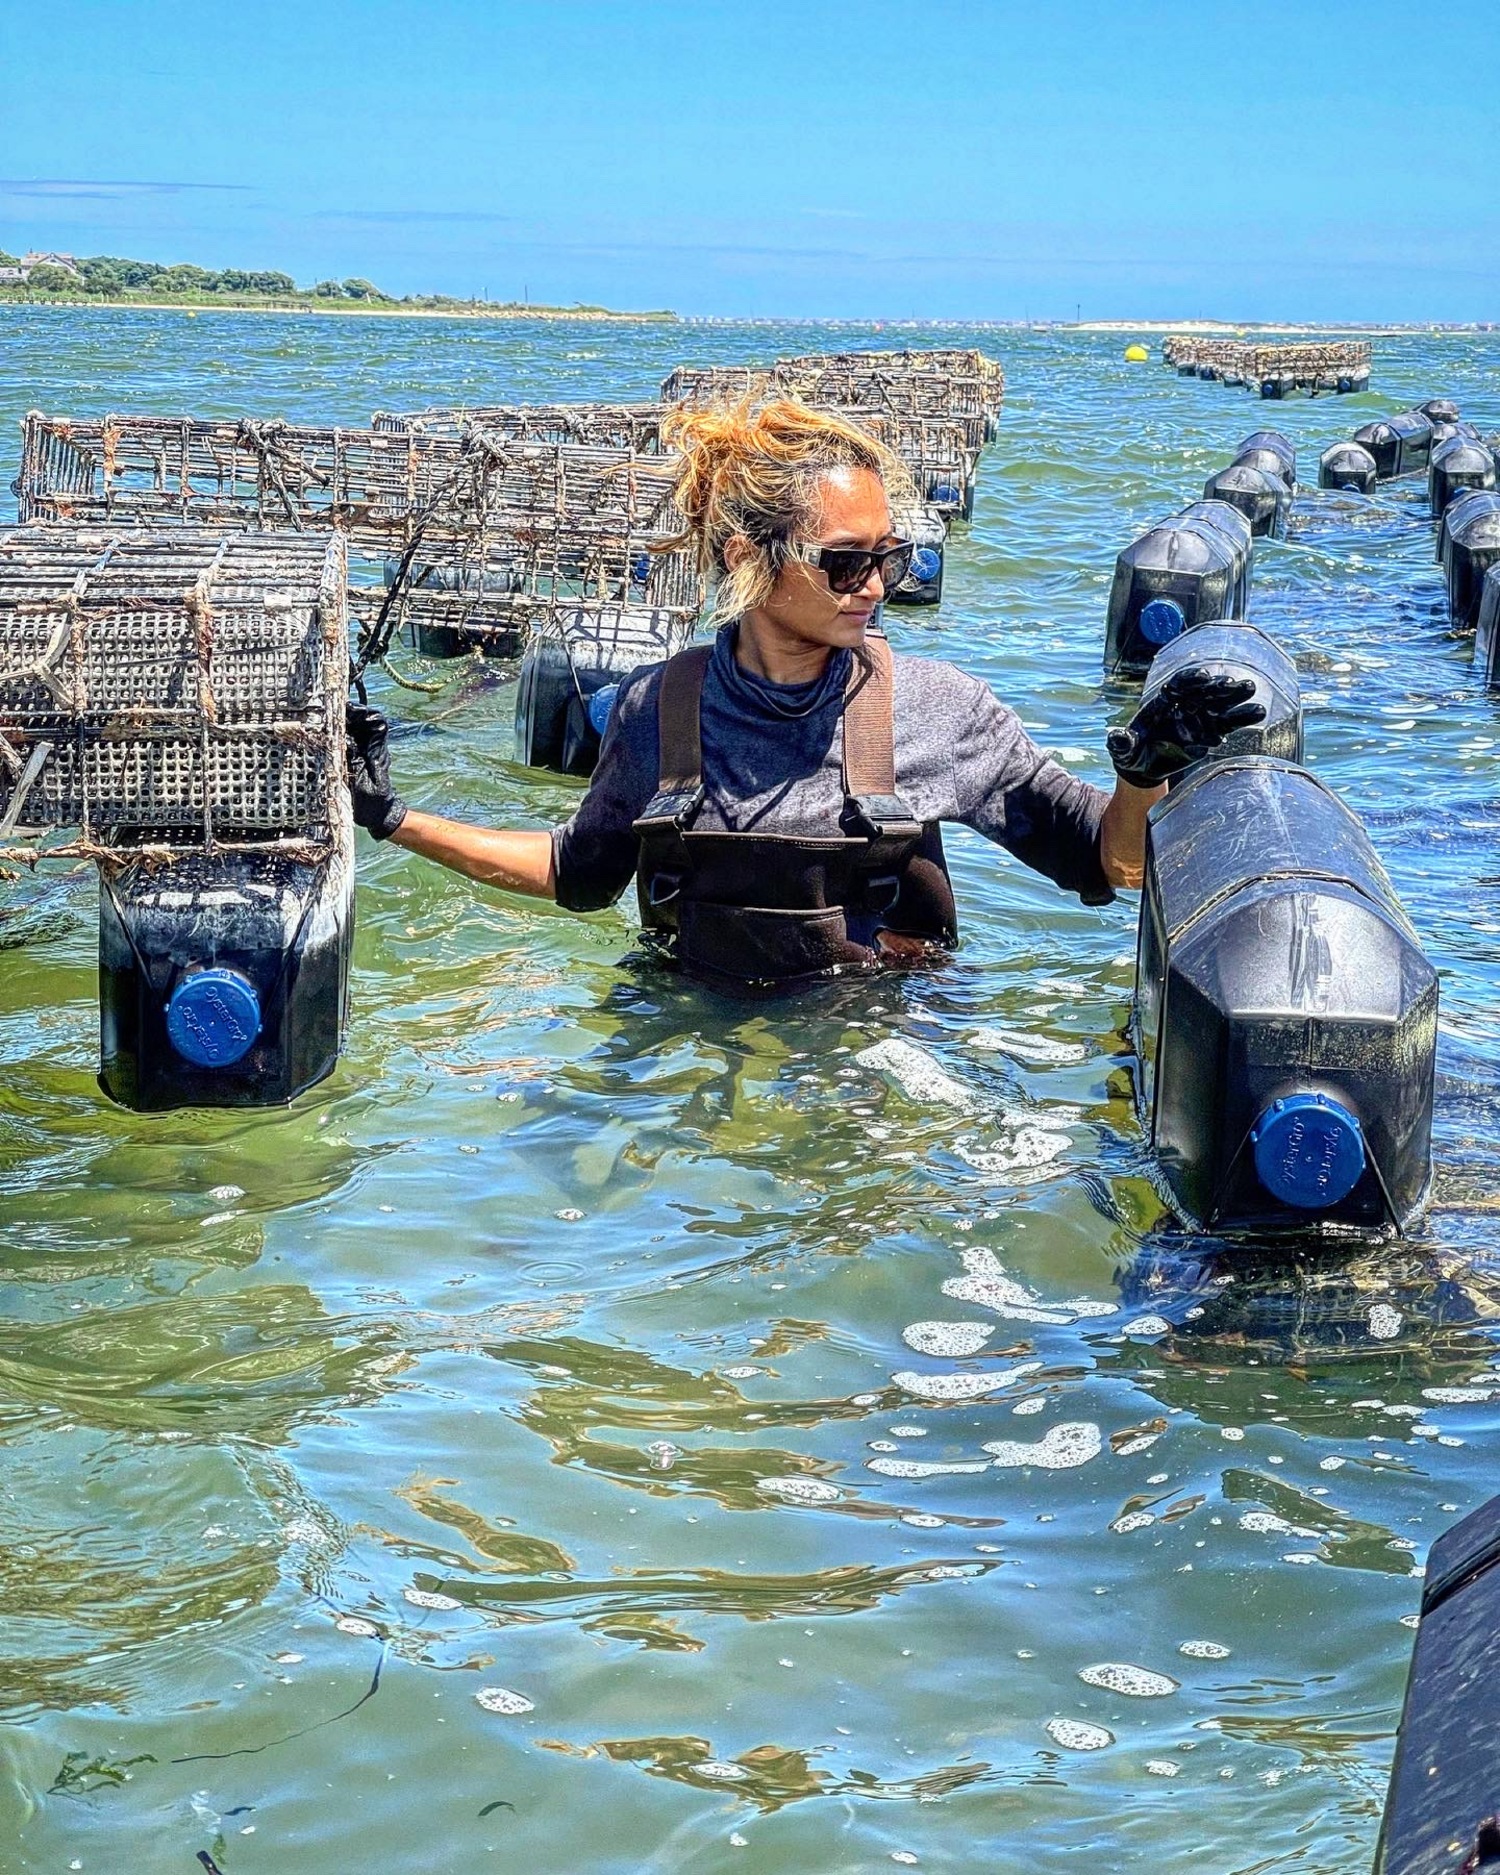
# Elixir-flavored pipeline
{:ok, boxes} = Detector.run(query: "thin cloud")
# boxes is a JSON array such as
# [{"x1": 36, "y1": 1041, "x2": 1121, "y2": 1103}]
[
  {"x1": 319, "y1": 208, "x2": 522, "y2": 227},
  {"x1": 0, "y1": 179, "x2": 251, "y2": 199}
]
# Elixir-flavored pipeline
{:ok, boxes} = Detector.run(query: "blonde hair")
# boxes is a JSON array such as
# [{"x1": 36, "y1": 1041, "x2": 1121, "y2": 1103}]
[{"x1": 661, "y1": 397, "x2": 907, "y2": 622}]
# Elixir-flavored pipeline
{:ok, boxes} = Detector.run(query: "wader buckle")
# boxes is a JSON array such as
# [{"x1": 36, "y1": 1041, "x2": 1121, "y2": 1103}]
[
  {"x1": 864, "y1": 874, "x2": 903, "y2": 914},
  {"x1": 638, "y1": 784, "x2": 706, "y2": 832},
  {"x1": 840, "y1": 794, "x2": 917, "y2": 842},
  {"x1": 646, "y1": 871, "x2": 685, "y2": 909}
]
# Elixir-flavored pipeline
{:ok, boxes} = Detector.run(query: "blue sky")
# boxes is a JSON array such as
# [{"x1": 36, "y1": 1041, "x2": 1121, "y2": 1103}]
[{"x1": 2, "y1": 0, "x2": 1497, "y2": 321}]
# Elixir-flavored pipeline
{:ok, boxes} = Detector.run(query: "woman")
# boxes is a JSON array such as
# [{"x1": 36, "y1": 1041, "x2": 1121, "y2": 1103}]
[{"x1": 348, "y1": 400, "x2": 1260, "y2": 990}]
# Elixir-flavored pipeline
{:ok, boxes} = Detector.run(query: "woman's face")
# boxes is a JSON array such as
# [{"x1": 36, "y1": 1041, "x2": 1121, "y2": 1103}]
[{"x1": 755, "y1": 465, "x2": 894, "y2": 651}]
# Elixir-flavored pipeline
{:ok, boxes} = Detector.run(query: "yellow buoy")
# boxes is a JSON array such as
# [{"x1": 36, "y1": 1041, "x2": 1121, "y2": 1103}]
[{"x1": 1124, "y1": 343, "x2": 1149, "y2": 363}]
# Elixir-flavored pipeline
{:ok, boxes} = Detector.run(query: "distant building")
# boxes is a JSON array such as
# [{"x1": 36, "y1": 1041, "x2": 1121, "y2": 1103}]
[
  {"x1": 21, "y1": 252, "x2": 84, "y2": 279},
  {"x1": 0, "y1": 266, "x2": 28, "y2": 285}
]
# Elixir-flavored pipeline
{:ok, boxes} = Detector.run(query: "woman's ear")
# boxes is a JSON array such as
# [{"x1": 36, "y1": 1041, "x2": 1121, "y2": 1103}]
[{"x1": 722, "y1": 533, "x2": 755, "y2": 574}]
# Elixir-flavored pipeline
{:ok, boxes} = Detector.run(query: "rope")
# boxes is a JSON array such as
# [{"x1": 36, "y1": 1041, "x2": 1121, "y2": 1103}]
[{"x1": 236, "y1": 419, "x2": 306, "y2": 530}]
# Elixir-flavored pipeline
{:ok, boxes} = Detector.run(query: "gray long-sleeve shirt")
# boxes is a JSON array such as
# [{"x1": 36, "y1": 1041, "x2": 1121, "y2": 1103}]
[{"x1": 552, "y1": 625, "x2": 1113, "y2": 914}]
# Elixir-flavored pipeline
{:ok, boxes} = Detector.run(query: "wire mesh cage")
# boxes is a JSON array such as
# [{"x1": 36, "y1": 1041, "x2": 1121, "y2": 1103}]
[
  {"x1": 372, "y1": 403, "x2": 669, "y2": 451},
  {"x1": 783, "y1": 365, "x2": 994, "y2": 448},
  {"x1": 654, "y1": 351, "x2": 1002, "y2": 511},
  {"x1": 1160, "y1": 338, "x2": 1371, "y2": 394},
  {"x1": 657, "y1": 364, "x2": 779, "y2": 407},
  {"x1": 368, "y1": 438, "x2": 705, "y2": 658},
  {"x1": 781, "y1": 347, "x2": 1005, "y2": 395},
  {"x1": 16, "y1": 413, "x2": 469, "y2": 558},
  {"x1": 0, "y1": 526, "x2": 347, "y2": 862},
  {"x1": 658, "y1": 352, "x2": 1004, "y2": 436}
]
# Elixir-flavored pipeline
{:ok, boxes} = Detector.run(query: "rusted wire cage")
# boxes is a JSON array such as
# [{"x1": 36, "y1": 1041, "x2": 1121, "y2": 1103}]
[
  {"x1": 784, "y1": 347, "x2": 1005, "y2": 400},
  {"x1": 791, "y1": 370, "x2": 991, "y2": 453},
  {"x1": 16, "y1": 416, "x2": 707, "y2": 663},
  {"x1": 659, "y1": 355, "x2": 1003, "y2": 438},
  {"x1": 372, "y1": 403, "x2": 668, "y2": 451},
  {"x1": 16, "y1": 413, "x2": 465, "y2": 559},
  {"x1": 804, "y1": 409, "x2": 978, "y2": 516},
  {"x1": 658, "y1": 364, "x2": 778, "y2": 406},
  {"x1": 371, "y1": 438, "x2": 705, "y2": 658},
  {"x1": 0, "y1": 526, "x2": 348, "y2": 865},
  {"x1": 656, "y1": 354, "x2": 999, "y2": 512},
  {"x1": 1160, "y1": 338, "x2": 1372, "y2": 396}
]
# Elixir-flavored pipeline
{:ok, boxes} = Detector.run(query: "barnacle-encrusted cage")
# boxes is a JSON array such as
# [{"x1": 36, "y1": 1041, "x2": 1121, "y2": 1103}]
[
  {"x1": 372, "y1": 403, "x2": 668, "y2": 452},
  {"x1": 16, "y1": 414, "x2": 469, "y2": 559},
  {"x1": 790, "y1": 370, "x2": 991, "y2": 454},
  {"x1": 654, "y1": 351, "x2": 1003, "y2": 507},
  {"x1": 660, "y1": 350, "x2": 1003, "y2": 424},
  {"x1": 1161, "y1": 337, "x2": 1372, "y2": 394},
  {"x1": 371, "y1": 437, "x2": 706, "y2": 657},
  {"x1": 806, "y1": 408, "x2": 980, "y2": 513},
  {"x1": 0, "y1": 526, "x2": 348, "y2": 864},
  {"x1": 17, "y1": 416, "x2": 707, "y2": 662}
]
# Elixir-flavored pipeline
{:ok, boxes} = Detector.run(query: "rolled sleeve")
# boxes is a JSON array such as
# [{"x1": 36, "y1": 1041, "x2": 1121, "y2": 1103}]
[
  {"x1": 952, "y1": 684, "x2": 1114, "y2": 904},
  {"x1": 552, "y1": 666, "x2": 662, "y2": 913}
]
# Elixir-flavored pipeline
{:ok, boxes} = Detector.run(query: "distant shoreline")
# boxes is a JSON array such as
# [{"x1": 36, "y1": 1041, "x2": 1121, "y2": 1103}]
[
  {"x1": 0, "y1": 302, "x2": 1489, "y2": 334},
  {"x1": 1078, "y1": 319, "x2": 1495, "y2": 336},
  {"x1": 0, "y1": 297, "x2": 678, "y2": 323}
]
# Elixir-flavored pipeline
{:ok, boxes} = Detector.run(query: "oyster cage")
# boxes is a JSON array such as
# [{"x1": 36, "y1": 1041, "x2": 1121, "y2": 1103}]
[
  {"x1": 372, "y1": 402, "x2": 668, "y2": 452},
  {"x1": 1161, "y1": 337, "x2": 1372, "y2": 395},
  {"x1": 0, "y1": 527, "x2": 348, "y2": 863},
  {"x1": 16, "y1": 413, "x2": 473, "y2": 558},
  {"x1": 364, "y1": 438, "x2": 705, "y2": 660}
]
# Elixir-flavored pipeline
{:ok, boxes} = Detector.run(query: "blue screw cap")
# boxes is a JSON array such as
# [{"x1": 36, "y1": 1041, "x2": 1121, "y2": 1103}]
[
  {"x1": 166, "y1": 968, "x2": 262, "y2": 1069},
  {"x1": 911, "y1": 546, "x2": 942, "y2": 582},
  {"x1": 930, "y1": 481, "x2": 963, "y2": 506},
  {"x1": 587, "y1": 683, "x2": 621, "y2": 736},
  {"x1": 1139, "y1": 598, "x2": 1187, "y2": 646},
  {"x1": 1251, "y1": 1093, "x2": 1365, "y2": 1209}
]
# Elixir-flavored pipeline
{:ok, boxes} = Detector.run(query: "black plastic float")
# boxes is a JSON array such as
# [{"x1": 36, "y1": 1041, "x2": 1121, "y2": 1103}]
[
  {"x1": 1134, "y1": 756, "x2": 1437, "y2": 1237},
  {"x1": 1319, "y1": 441, "x2": 1378, "y2": 492}
]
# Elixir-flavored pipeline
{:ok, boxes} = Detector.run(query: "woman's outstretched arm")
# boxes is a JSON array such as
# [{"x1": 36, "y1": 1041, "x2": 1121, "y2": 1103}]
[{"x1": 390, "y1": 811, "x2": 556, "y2": 898}]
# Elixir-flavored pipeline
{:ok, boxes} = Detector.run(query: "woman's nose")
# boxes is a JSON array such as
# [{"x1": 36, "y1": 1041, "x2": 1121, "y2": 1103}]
[{"x1": 856, "y1": 563, "x2": 885, "y2": 602}]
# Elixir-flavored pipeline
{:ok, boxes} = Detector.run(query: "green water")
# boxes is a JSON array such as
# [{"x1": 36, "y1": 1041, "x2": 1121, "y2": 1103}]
[{"x1": 3, "y1": 309, "x2": 1500, "y2": 1873}]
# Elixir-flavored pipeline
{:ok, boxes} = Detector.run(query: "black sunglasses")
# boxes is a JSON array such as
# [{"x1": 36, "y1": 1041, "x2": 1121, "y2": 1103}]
[{"x1": 796, "y1": 537, "x2": 915, "y2": 596}]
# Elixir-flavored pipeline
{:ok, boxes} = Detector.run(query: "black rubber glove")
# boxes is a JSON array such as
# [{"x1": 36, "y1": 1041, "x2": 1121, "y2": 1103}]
[
  {"x1": 1107, "y1": 667, "x2": 1266, "y2": 788},
  {"x1": 346, "y1": 704, "x2": 409, "y2": 839}
]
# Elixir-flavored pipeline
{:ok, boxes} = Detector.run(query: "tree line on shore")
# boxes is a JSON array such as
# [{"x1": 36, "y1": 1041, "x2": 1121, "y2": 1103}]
[
  {"x1": 0, "y1": 249, "x2": 408, "y2": 303},
  {"x1": 0, "y1": 250, "x2": 649, "y2": 313}
]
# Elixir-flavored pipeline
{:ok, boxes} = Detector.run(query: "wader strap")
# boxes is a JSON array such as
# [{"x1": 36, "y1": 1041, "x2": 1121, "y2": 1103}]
[
  {"x1": 657, "y1": 644, "x2": 713, "y2": 790},
  {"x1": 842, "y1": 636, "x2": 897, "y2": 798}
]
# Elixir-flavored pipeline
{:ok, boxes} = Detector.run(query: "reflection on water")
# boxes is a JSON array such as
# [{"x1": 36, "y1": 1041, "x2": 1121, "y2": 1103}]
[{"x1": 2, "y1": 311, "x2": 1499, "y2": 1870}]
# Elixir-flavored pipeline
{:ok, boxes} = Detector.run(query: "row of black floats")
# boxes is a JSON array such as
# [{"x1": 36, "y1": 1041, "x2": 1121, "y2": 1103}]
[
  {"x1": 1103, "y1": 428, "x2": 1294, "y2": 679},
  {"x1": 1319, "y1": 397, "x2": 1500, "y2": 686},
  {"x1": 1317, "y1": 396, "x2": 1469, "y2": 492},
  {"x1": 1103, "y1": 428, "x2": 1436, "y2": 1241},
  {"x1": 0, "y1": 527, "x2": 353, "y2": 1112}
]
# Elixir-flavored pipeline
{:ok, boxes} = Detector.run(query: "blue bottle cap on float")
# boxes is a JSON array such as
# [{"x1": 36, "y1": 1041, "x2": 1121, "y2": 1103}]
[
  {"x1": 587, "y1": 683, "x2": 620, "y2": 736},
  {"x1": 631, "y1": 552, "x2": 651, "y2": 584},
  {"x1": 166, "y1": 968, "x2": 262, "y2": 1069},
  {"x1": 911, "y1": 546, "x2": 942, "y2": 582},
  {"x1": 931, "y1": 482, "x2": 962, "y2": 506},
  {"x1": 1250, "y1": 1093, "x2": 1365, "y2": 1209},
  {"x1": 1139, "y1": 597, "x2": 1187, "y2": 645}
]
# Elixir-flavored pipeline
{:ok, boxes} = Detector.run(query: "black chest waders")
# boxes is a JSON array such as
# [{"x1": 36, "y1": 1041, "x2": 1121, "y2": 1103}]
[{"x1": 631, "y1": 637, "x2": 959, "y2": 991}]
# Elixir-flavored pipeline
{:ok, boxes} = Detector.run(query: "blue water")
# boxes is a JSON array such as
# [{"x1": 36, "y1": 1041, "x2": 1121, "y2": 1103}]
[{"x1": 2, "y1": 306, "x2": 1499, "y2": 1873}]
